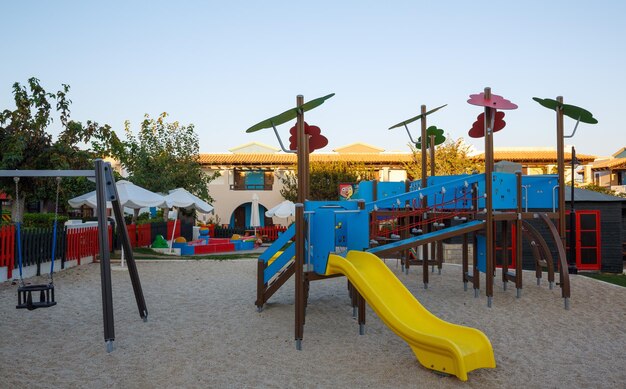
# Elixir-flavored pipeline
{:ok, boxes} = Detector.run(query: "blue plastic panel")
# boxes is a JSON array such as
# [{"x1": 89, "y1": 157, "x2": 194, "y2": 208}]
[
  {"x1": 264, "y1": 243, "x2": 296, "y2": 283},
  {"x1": 353, "y1": 180, "x2": 374, "y2": 202},
  {"x1": 377, "y1": 182, "x2": 406, "y2": 200},
  {"x1": 491, "y1": 173, "x2": 518, "y2": 210},
  {"x1": 476, "y1": 235, "x2": 486, "y2": 273},
  {"x1": 427, "y1": 174, "x2": 476, "y2": 210},
  {"x1": 521, "y1": 175, "x2": 559, "y2": 210},
  {"x1": 259, "y1": 223, "x2": 295, "y2": 262},
  {"x1": 306, "y1": 200, "x2": 369, "y2": 275}
]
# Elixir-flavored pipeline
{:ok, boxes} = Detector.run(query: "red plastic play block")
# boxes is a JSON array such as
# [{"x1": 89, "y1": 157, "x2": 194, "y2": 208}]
[
  {"x1": 213, "y1": 243, "x2": 235, "y2": 252},
  {"x1": 194, "y1": 245, "x2": 216, "y2": 254}
]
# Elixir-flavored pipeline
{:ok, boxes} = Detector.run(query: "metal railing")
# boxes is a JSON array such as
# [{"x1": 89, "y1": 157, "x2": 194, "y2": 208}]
[{"x1": 229, "y1": 183, "x2": 273, "y2": 191}]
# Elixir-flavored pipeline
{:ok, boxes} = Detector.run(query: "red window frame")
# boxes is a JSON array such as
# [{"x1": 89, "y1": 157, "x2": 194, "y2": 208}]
[{"x1": 565, "y1": 210, "x2": 601, "y2": 271}]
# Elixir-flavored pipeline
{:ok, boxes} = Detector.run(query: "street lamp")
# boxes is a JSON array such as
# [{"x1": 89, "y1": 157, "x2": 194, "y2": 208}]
[{"x1": 569, "y1": 146, "x2": 580, "y2": 274}]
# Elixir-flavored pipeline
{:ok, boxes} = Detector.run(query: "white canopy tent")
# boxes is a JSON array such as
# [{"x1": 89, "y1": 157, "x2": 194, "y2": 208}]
[
  {"x1": 164, "y1": 188, "x2": 213, "y2": 213},
  {"x1": 68, "y1": 180, "x2": 170, "y2": 268},
  {"x1": 68, "y1": 180, "x2": 170, "y2": 210}
]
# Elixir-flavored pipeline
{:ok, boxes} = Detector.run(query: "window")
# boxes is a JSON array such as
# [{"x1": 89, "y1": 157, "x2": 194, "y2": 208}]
[
  {"x1": 231, "y1": 169, "x2": 274, "y2": 190},
  {"x1": 565, "y1": 210, "x2": 601, "y2": 271}
]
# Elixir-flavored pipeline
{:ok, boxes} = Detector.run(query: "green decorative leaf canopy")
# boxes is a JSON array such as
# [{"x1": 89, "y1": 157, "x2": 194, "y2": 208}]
[
  {"x1": 416, "y1": 126, "x2": 446, "y2": 149},
  {"x1": 532, "y1": 97, "x2": 598, "y2": 124},
  {"x1": 246, "y1": 93, "x2": 335, "y2": 133},
  {"x1": 388, "y1": 104, "x2": 447, "y2": 130}
]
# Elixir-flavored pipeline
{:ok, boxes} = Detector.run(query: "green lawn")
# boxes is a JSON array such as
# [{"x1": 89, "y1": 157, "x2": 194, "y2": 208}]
[{"x1": 580, "y1": 272, "x2": 626, "y2": 287}]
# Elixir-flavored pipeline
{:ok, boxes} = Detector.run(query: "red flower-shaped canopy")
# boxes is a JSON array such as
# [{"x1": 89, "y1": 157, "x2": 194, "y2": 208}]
[
  {"x1": 467, "y1": 93, "x2": 518, "y2": 110},
  {"x1": 289, "y1": 122, "x2": 328, "y2": 152},
  {"x1": 468, "y1": 111, "x2": 506, "y2": 138}
]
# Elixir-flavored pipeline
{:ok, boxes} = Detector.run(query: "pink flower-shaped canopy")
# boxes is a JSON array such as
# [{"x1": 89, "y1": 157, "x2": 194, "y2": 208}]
[{"x1": 467, "y1": 93, "x2": 518, "y2": 110}]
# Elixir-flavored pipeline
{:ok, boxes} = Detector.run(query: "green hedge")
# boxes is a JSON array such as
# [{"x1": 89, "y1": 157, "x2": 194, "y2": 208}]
[{"x1": 22, "y1": 213, "x2": 69, "y2": 228}]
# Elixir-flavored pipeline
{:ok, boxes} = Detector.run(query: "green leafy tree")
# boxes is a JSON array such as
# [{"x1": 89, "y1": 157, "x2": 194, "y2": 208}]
[
  {"x1": 101, "y1": 112, "x2": 219, "y2": 204},
  {"x1": 0, "y1": 78, "x2": 105, "y2": 221},
  {"x1": 403, "y1": 137, "x2": 483, "y2": 179},
  {"x1": 280, "y1": 161, "x2": 375, "y2": 201},
  {"x1": 572, "y1": 183, "x2": 626, "y2": 198}
]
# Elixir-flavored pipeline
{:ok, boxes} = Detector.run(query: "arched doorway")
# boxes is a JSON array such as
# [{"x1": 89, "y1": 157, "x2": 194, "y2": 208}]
[{"x1": 230, "y1": 202, "x2": 271, "y2": 229}]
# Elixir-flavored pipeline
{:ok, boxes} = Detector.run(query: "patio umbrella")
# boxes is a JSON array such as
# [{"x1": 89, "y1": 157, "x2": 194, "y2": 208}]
[
  {"x1": 163, "y1": 188, "x2": 214, "y2": 252},
  {"x1": 67, "y1": 180, "x2": 170, "y2": 209},
  {"x1": 250, "y1": 193, "x2": 261, "y2": 228},
  {"x1": 68, "y1": 180, "x2": 170, "y2": 268},
  {"x1": 265, "y1": 200, "x2": 295, "y2": 218},
  {"x1": 164, "y1": 188, "x2": 213, "y2": 213}
]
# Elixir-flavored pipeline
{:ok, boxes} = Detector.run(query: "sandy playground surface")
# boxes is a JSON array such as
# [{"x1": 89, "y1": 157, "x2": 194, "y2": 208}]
[{"x1": 0, "y1": 258, "x2": 625, "y2": 389}]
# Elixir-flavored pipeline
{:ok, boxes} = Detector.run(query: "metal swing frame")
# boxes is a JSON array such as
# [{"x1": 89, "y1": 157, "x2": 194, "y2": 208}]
[{"x1": 0, "y1": 159, "x2": 147, "y2": 352}]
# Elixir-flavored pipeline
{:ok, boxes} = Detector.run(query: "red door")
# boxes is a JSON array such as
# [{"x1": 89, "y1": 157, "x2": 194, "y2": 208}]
[{"x1": 566, "y1": 210, "x2": 601, "y2": 271}]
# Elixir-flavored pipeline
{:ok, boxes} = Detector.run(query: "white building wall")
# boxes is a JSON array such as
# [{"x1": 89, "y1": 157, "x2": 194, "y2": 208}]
[{"x1": 205, "y1": 168, "x2": 290, "y2": 226}]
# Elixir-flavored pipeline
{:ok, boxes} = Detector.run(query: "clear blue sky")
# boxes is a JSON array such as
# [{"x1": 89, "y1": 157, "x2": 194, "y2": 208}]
[{"x1": 2, "y1": 1, "x2": 624, "y2": 157}]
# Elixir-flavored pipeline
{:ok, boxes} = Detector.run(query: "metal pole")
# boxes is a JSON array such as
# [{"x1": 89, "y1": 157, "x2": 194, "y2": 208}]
[
  {"x1": 108, "y1": 171, "x2": 149, "y2": 320},
  {"x1": 94, "y1": 159, "x2": 115, "y2": 352}
]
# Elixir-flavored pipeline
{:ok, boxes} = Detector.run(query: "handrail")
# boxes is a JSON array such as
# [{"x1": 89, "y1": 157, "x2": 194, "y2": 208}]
[
  {"x1": 259, "y1": 223, "x2": 295, "y2": 262},
  {"x1": 365, "y1": 174, "x2": 484, "y2": 212}
]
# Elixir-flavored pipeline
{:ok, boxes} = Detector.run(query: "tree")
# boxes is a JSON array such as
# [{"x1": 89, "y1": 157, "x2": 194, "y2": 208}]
[
  {"x1": 571, "y1": 183, "x2": 626, "y2": 199},
  {"x1": 403, "y1": 137, "x2": 483, "y2": 179},
  {"x1": 280, "y1": 161, "x2": 375, "y2": 201},
  {"x1": 0, "y1": 78, "x2": 105, "y2": 221},
  {"x1": 100, "y1": 112, "x2": 219, "y2": 204}
]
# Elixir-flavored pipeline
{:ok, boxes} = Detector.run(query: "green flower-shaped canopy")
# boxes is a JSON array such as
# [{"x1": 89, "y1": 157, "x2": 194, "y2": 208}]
[
  {"x1": 246, "y1": 93, "x2": 335, "y2": 133},
  {"x1": 416, "y1": 126, "x2": 446, "y2": 150},
  {"x1": 388, "y1": 104, "x2": 447, "y2": 130},
  {"x1": 532, "y1": 97, "x2": 598, "y2": 124}
]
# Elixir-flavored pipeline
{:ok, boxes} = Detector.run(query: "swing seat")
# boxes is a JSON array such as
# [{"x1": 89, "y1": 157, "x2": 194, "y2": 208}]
[{"x1": 16, "y1": 283, "x2": 56, "y2": 310}]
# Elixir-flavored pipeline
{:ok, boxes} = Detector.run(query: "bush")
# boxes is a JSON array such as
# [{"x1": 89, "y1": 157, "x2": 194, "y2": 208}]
[{"x1": 22, "y1": 213, "x2": 69, "y2": 228}]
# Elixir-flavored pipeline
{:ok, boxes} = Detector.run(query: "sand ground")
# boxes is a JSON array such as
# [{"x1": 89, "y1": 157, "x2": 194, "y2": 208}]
[{"x1": 1, "y1": 259, "x2": 625, "y2": 389}]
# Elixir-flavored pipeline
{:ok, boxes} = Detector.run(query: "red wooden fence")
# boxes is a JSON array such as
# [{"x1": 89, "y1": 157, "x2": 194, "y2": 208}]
[
  {"x1": 137, "y1": 224, "x2": 151, "y2": 247},
  {"x1": 126, "y1": 224, "x2": 137, "y2": 247},
  {"x1": 0, "y1": 225, "x2": 15, "y2": 278},
  {"x1": 66, "y1": 226, "x2": 112, "y2": 265},
  {"x1": 255, "y1": 225, "x2": 288, "y2": 242},
  {"x1": 167, "y1": 221, "x2": 181, "y2": 241}
]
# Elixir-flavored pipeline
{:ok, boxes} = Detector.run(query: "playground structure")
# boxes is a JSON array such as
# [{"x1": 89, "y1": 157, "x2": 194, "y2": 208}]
[
  {"x1": 250, "y1": 89, "x2": 596, "y2": 381},
  {"x1": 0, "y1": 160, "x2": 148, "y2": 352}
]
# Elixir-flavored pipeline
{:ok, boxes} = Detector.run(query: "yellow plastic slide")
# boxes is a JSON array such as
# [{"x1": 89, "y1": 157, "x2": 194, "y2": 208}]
[{"x1": 325, "y1": 251, "x2": 495, "y2": 381}]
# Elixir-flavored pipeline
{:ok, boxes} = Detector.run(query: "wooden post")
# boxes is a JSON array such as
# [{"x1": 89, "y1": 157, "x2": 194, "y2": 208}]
[
  {"x1": 472, "y1": 183, "x2": 480, "y2": 294},
  {"x1": 483, "y1": 87, "x2": 494, "y2": 307},
  {"x1": 515, "y1": 171, "x2": 523, "y2": 295},
  {"x1": 420, "y1": 105, "x2": 430, "y2": 288},
  {"x1": 295, "y1": 95, "x2": 306, "y2": 350},
  {"x1": 556, "y1": 96, "x2": 566, "y2": 250},
  {"x1": 429, "y1": 134, "x2": 436, "y2": 177}
]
